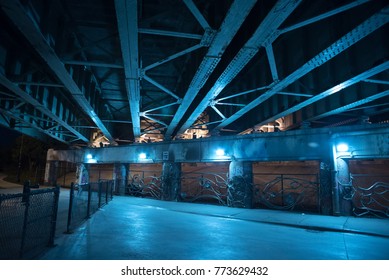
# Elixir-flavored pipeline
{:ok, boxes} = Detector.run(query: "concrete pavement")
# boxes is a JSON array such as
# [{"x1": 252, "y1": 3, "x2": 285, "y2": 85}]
[{"x1": 38, "y1": 196, "x2": 389, "y2": 260}]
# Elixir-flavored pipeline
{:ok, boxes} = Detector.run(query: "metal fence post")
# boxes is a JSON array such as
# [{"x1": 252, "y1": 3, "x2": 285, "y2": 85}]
[
  {"x1": 111, "y1": 180, "x2": 114, "y2": 200},
  {"x1": 48, "y1": 185, "x2": 60, "y2": 247},
  {"x1": 105, "y1": 181, "x2": 108, "y2": 203},
  {"x1": 86, "y1": 183, "x2": 91, "y2": 218},
  {"x1": 20, "y1": 183, "x2": 30, "y2": 259},
  {"x1": 66, "y1": 183, "x2": 75, "y2": 234},
  {"x1": 98, "y1": 181, "x2": 102, "y2": 208}
]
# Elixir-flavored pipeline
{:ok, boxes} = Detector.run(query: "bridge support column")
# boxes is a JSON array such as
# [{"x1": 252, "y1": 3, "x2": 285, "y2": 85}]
[
  {"x1": 319, "y1": 161, "x2": 333, "y2": 215},
  {"x1": 44, "y1": 160, "x2": 58, "y2": 186},
  {"x1": 161, "y1": 162, "x2": 181, "y2": 201},
  {"x1": 227, "y1": 161, "x2": 253, "y2": 208},
  {"x1": 334, "y1": 158, "x2": 352, "y2": 216},
  {"x1": 76, "y1": 163, "x2": 89, "y2": 185},
  {"x1": 113, "y1": 163, "x2": 128, "y2": 195}
]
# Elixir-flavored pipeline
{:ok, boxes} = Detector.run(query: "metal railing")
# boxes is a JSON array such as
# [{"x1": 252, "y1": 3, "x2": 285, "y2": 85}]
[
  {"x1": 66, "y1": 180, "x2": 114, "y2": 233},
  {"x1": 181, "y1": 172, "x2": 228, "y2": 205},
  {"x1": 253, "y1": 173, "x2": 320, "y2": 212},
  {"x1": 127, "y1": 170, "x2": 162, "y2": 199},
  {"x1": 348, "y1": 174, "x2": 389, "y2": 218},
  {"x1": 0, "y1": 183, "x2": 60, "y2": 259}
]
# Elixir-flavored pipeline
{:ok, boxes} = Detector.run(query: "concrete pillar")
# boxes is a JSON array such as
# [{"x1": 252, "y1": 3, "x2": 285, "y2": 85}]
[
  {"x1": 76, "y1": 163, "x2": 89, "y2": 185},
  {"x1": 334, "y1": 158, "x2": 353, "y2": 216},
  {"x1": 44, "y1": 160, "x2": 58, "y2": 186},
  {"x1": 227, "y1": 161, "x2": 253, "y2": 208},
  {"x1": 319, "y1": 161, "x2": 333, "y2": 215},
  {"x1": 113, "y1": 163, "x2": 128, "y2": 195},
  {"x1": 161, "y1": 162, "x2": 181, "y2": 201}
]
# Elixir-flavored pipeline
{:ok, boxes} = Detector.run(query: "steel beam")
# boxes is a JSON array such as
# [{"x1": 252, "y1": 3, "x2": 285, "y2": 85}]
[
  {"x1": 177, "y1": 0, "x2": 302, "y2": 136},
  {"x1": 265, "y1": 43, "x2": 279, "y2": 82},
  {"x1": 63, "y1": 60, "x2": 124, "y2": 69},
  {"x1": 216, "y1": 85, "x2": 271, "y2": 102},
  {"x1": 279, "y1": 0, "x2": 370, "y2": 34},
  {"x1": 0, "y1": 106, "x2": 68, "y2": 144},
  {"x1": 0, "y1": 0, "x2": 116, "y2": 143},
  {"x1": 213, "y1": 7, "x2": 389, "y2": 132},
  {"x1": 115, "y1": 0, "x2": 141, "y2": 139},
  {"x1": 254, "y1": 61, "x2": 389, "y2": 129},
  {"x1": 0, "y1": 114, "x2": 49, "y2": 142},
  {"x1": 47, "y1": 124, "x2": 389, "y2": 164},
  {"x1": 143, "y1": 75, "x2": 180, "y2": 100},
  {"x1": 138, "y1": 28, "x2": 203, "y2": 40},
  {"x1": 142, "y1": 44, "x2": 203, "y2": 72},
  {"x1": 164, "y1": 0, "x2": 257, "y2": 139},
  {"x1": 308, "y1": 91, "x2": 389, "y2": 122},
  {"x1": 0, "y1": 74, "x2": 89, "y2": 142},
  {"x1": 183, "y1": 0, "x2": 211, "y2": 30}
]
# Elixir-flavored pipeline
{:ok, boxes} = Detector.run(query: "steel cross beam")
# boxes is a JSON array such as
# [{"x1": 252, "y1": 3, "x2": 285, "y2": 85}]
[
  {"x1": 0, "y1": 106, "x2": 69, "y2": 144},
  {"x1": 183, "y1": 0, "x2": 211, "y2": 30},
  {"x1": 0, "y1": 74, "x2": 89, "y2": 142},
  {"x1": 256, "y1": 61, "x2": 389, "y2": 127},
  {"x1": 115, "y1": 0, "x2": 141, "y2": 139},
  {"x1": 164, "y1": 0, "x2": 258, "y2": 139},
  {"x1": 176, "y1": 0, "x2": 302, "y2": 136},
  {"x1": 213, "y1": 6, "x2": 389, "y2": 132},
  {"x1": 309, "y1": 90, "x2": 389, "y2": 122},
  {"x1": 0, "y1": 0, "x2": 116, "y2": 144},
  {"x1": 0, "y1": 113, "x2": 50, "y2": 142}
]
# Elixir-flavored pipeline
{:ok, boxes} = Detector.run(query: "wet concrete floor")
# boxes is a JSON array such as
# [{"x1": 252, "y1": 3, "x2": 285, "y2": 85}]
[{"x1": 38, "y1": 196, "x2": 389, "y2": 260}]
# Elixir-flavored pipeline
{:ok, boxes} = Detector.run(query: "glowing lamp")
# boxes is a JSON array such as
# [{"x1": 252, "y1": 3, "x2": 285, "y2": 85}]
[
  {"x1": 216, "y1": 149, "x2": 225, "y2": 156},
  {"x1": 336, "y1": 143, "x2": 349, "y2": 152}
]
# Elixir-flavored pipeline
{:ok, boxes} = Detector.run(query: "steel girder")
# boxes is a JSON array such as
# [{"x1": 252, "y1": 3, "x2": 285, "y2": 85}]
[
  {"x1": 307, "y1": 90, "x2": 389, "y2": 122},
  {"x1": 47, "y1": 123, "x2": 389, "y2": 164},
  {"x1": 0, "y1": 112, "x2": 50, "y2": 142},
  {"x1": 115, "y1": 0, "x2": 141, "y2": 139},
  {"x1": 0, "y1": 74, "x2": 89, "y2": 143},
  {"x1": 177, "y1": 0, "x2": 302, "y2": 136},
  {"x1": 213, "y1": 5, "x2": 389, "y2": 133},
  {"x1": 164, "y1": 0, "x2": 258, "y2": 139},
  {"x1": 0, "y1": 102, "x2": 69, "y2": 144},
  {"x1": 0, "y1": 0, "x2": 116, "y2": 144}
]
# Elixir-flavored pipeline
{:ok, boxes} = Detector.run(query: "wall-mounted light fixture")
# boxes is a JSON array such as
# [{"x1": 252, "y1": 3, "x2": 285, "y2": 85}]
[
  {"x1": 215, "y1": 148, "x2": 225, "y2": 157},
  {"x1": 85, "y1": 153, "x2": 97, "y2": 163},
  {"x1": 139, "y1": 152, "x2": 147, "y2": 160},
  {"x1": 336, "y1": 143, "x2": 349, "y2": 152}
]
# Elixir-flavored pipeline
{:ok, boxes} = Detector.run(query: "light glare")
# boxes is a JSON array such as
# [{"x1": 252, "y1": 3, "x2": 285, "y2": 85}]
[
  {"x1": 216, "y1": 149, "x2": 225, "y2": 156},
  {"x1": 139, "y1": 153, "x2": 147, "y2": 159},
  {"x1": 336, "y1": 143, "x2": 349, "y2": 152}
]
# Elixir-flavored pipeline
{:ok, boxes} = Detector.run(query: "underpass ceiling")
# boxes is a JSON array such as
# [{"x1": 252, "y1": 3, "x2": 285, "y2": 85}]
[{"x1": 0, "y1": 0, "x2": 388, "y2": 146}]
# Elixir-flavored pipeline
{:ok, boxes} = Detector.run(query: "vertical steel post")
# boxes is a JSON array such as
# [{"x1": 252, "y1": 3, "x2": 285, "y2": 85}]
[
  {"x1": 281, "y1": 174, "x2": 284, "y2": 207},
  {"x1": 86, "y1": 183, "x2": 91, "y2": 218},
  {"x1": 48, "y1": 185, "x2": 60, "y2": 246},
  {"x1": 98, "y1": 181, "x2": 102, "y2": 208},
  {"x1": 66, "y1": 182, "x2": 75, "y2": 234},
  {"x1": 20, "y1": 183, "x2": 30, "y2": 259}
]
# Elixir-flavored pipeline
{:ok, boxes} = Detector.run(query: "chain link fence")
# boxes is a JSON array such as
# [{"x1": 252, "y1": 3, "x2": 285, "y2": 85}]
[
  {"x1": 0, "y1": 184, "x2": 60, "y2": 259},
  {"x1": 66, "y1": 180, "x2": 114, "y2": 233}
]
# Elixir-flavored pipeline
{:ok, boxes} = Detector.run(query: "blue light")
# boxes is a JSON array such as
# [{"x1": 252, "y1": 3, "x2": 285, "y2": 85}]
[
  {"x1": 87, "y1": 158, "x2": 97, "y2": 164},
  {"x1": 336, "y1": 143, "x2": 349, "y2": 152},
  {"x1": 216, "y1": 149, "x2": 225, "y2": 156},
  {"x1": 139, "y1": 153, "x2": 147, "y2": 159},
  {"x1": 86, "y1": 153, "x2": 93, "y2": 159}
]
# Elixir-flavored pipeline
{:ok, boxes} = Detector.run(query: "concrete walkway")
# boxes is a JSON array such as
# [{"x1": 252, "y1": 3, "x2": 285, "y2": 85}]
[
  {"x1": 38, "y1": 196, "x2": 389, "y2": 260},
  {"x1": 0, "y1": 173, "x2": 22, "y2": 191}
]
